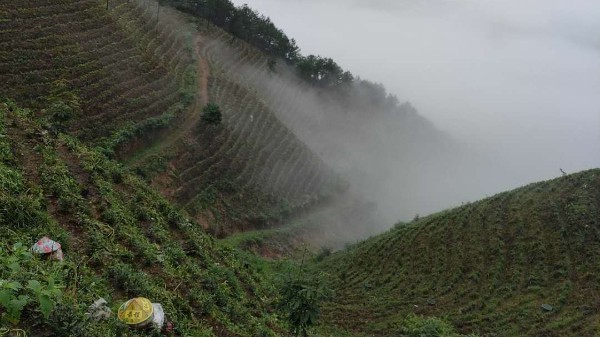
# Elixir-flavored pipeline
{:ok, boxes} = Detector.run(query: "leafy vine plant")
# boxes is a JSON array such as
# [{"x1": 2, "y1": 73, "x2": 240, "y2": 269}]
[{"x1": 0, "y1": 243, "x2": 64, "y2": 329}]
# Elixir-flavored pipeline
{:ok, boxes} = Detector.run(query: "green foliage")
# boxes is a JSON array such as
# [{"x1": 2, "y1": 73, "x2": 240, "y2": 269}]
[
  {"x1": 0, "y1": 101, "x2": 289, "y2": 335},
  {"x1": 296, "y1": 55, "x2": 353, "y2": 87},
  {"x1": 315, "y1": 169, "x2": 600, "y2": 336},
  {"x1": 26, "y1": 278, "x2": 63, "y2": 319},
  {"x1": 0, "y1": 243, "x2": 64, "y2": 325},
  {"x1": 180, "y1": 64, "x2": 197, "y2": 105},
  {"x1": 397, "y1": 314, "x2": 458, "y2": 337},
  {"x1": 98, "y1": 110, "x2": 176, "y2": 158},
  {"x1": 39, "y1": 147, "x2": 87, "y2": 213},
  {"x1": 201, "y1": 103, "x2": 222, "y2": 125},
  {"x1": 0, "y1": 193, "x2": 48, "y2": 230},
  {"x1": 108, "y1": 263, "x2": 153, "y2": 295},
  {"x1": 134, "y1": 154, "x2": 169, "y2": 180},
  {"x1": 45, "y1": 80, "x2": 81, "y2": 133},
  {"x1": 278, "y1": 267, "x2": 331, "y2": 336},
  {"x1": 0, "y1": 105, "x2": 49, "y2": 230},
  {"x1": 169, "y1": 0, "x2": 299, "y2": 63}
]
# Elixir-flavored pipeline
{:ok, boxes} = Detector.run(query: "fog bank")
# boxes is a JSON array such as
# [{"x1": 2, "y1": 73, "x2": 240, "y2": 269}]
[{"x1": 231, "y1": 0, "x2": 600, "y2": 218}]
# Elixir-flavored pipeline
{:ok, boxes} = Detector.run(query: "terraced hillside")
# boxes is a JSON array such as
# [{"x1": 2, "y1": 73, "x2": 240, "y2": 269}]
[
  {"x1": 0, "y1": 100, "x2": 290, "y2": 336},
  {"x1": 165, "y1": 22, "x2": 460, "y2": 225},
  {"x1": 315, "y1": 169, "x2": 600, "y2": 336},
  {"x1": 0, "y1": 0, "x2": 341, "y2": 236},
  {"x1": 0, "y1": 0, "x2": 195, "y2": 142},
  {"x1": 130, "y1": 23, "x2": 342, "y2": 236}
]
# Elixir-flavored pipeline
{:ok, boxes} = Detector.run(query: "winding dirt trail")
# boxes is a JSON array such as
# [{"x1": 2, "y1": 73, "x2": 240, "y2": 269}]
[{"x1": 126, "y1": 34, "x2": 209, "y2": 167}]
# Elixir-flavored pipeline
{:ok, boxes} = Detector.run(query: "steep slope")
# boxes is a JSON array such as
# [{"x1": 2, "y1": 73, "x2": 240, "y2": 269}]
[
  {"x1": 163, "y1": 0, "x2": 468, "y2": 225},
  {"x1": 0, "y1": 1, "x2": 341, "y2": 331},
  {"x1": 0, "y1": 101, "x2": 286, "y2": 336},
  {"x1": 127, "y1": 22, "x2": 342, "y2": 236},
  {"x1": 0, "y1": 0, "x2": 195, "y2": 142},
  {"x1": 132, "y1": 15, "x2": 459, "y2": 237},
  {"x1": 0, "y1": 0, "x2": 340, "y2": 237},
  {"x1": 316, "y1": 169, "x2": 600, "y2": 336}
]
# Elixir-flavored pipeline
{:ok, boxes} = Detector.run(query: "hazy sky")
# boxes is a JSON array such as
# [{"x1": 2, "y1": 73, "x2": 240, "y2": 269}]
[{"x1": 231, "y1": 0, "x2": 600, "y2": 182}]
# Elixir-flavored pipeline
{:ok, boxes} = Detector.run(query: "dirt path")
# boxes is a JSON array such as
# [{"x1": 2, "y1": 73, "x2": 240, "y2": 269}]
[{"x1": 126, "y1": 34, "x2": 209, "y2": 167}]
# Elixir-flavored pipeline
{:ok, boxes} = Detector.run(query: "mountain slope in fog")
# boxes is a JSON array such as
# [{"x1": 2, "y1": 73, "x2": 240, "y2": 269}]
[
  {"x1": 163, "y1": 0, "x2": 476, "y2": 231},
  {"x1": 199, "y1": 30, "x2": 466, "y2": 230}
]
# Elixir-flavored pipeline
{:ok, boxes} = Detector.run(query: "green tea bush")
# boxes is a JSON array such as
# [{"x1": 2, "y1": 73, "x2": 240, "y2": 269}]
[
  {"x1": 397, "y1": 314, "x2": 458, "y2": 337},
  {"x1": 201, "y1": 103, "x2": 222, "y2": 125}
]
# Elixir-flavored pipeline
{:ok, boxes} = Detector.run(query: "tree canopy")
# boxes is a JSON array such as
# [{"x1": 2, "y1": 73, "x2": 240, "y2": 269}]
[{"x1": 168, "y1": 0, "x2": 299, "y2": 64}]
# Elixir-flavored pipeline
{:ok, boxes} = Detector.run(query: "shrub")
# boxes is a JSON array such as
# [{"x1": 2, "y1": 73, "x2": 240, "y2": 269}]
[
  {"x1": 201, "y1": 103, "x2": 222, "y2": 125},
  {"x1": 0, "y1": 194, "x2": 48, "y2": 229},
  {"x1": 45, "y1": 80, "x2": 81, "y2": 132},
  {"x1": 278, "y1": 269, "x2": 331, "y2": 336},
  {"x1": 0, "y1": 243, "x2": 64, "y2": 326},
  {"x1": 397, "y1": 314, "x2": 458, "y2": 337}
]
